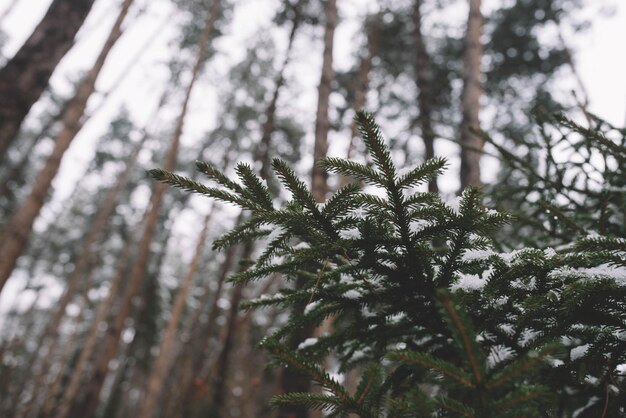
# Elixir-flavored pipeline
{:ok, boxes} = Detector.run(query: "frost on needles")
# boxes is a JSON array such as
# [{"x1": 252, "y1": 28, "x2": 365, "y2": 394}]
[{"x1": 150, "y1": 111, "x2": 626, "y2": 417}]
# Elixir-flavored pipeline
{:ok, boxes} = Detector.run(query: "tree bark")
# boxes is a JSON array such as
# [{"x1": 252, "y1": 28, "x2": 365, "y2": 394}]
[
  {"x1": 341, "y1": 12, "x2": 379, "y2": 188},
  {"x1": 0, "y1": 0, "x2": 96, "y2": 159},
  {"x1": 413, "y1": 0, "x2": 438, "y2": 193},
  {"x1": 310, "y1": 0, "x2": 338, "y2": 203},
  {"x1": 31, "y1": 119, "x2": 151, "y2": 388},
  {"x1": 47, "y1": 226, "x2": 137, "y2": 418},
  {"x1": 459, "y1": 0, "x2": 484, "y2": 190},
  {"x1": 0, "y1": 0, "x2": 134, "y2": 294},
  {"x1": 138, "y1": 211, "x2": 213, "y2": 418},
  {"x1": 259, "y1": 13, "x2": 300, "y2": 179},
  {"x1": 52, "y1": 2, "x2": 221, "y2": 416},
  {"x1": 277, "y1": 2, "x2": 338, "y2": 417}
]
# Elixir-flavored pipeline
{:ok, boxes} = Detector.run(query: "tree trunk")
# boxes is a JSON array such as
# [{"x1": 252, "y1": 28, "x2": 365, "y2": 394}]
[
  {"x1": 0, "y1": 0, "x2": 96, "y2": 159},
  {"x1": 208, "y1": 242, "x2": 254, "y2": 416},
  {"x1": 46, "y1": 226, "x2": 136, "y2": 418},
  {"x1": 31, "y1": 119, "x2": 151, "y2": 389},
  {"x1": 341, "y1": 11, "x2": 379, "y2": 188},
  {"x1": 176, "y1": 240, "x2": 238, "y2": 416},
  {"x1": 413, "y1": 0, "x2": 438, "y2": 193},
  {"x1": 259, "y1": 14, "x2": 300, "y2": 179},
  {"x1": 138, "y1": 211, "x2": 213, "y2": 418},
  {"x1": 278, "y1": 2, "x2": 338, "y2": 417},
  {"x1": 310, "y1": 0, "x2": 338, "y2": 203},
  {"x1": 0, "y1": 0, "x2": 134, "y2": 293},
  {"x1": 458, "y1": 0, "x2": 484, "y2": 190},
  {"x1": 52, "y1": 2, "x2": 221, "y2": 416}
]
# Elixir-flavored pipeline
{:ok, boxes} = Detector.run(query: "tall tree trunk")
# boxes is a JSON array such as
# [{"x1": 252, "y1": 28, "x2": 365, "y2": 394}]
[
  {"x1": 278, "y1": 3, "x2": 337, "y2": 418},
  {"x1": 413, "y1": 0, "x2": 438, "y2": 193},
  {"x1": 138, "y1": 211, "x2": 212, "y2": 418},
  {"x1": 0, "y1": 0, "x2": 96, "y2": 159},
  {"x1": 458, "y1": 0, "x2": 484, "y2": 190},
  {"x1": 310, "y1": 0, "x2": 338, "y2": 203},
  {"x1": 53, "y1": 3, "x2": 221, "y2": 416},
  {"x1": 259, "y1": 14, "x2": 300, "y2": 179},
  {"x1": 0, "y1": 0, "x2": 134, "y2": 294},
  {"x1": 176, "y1": 240, "x2": 238, "y2": 416},
  {"x1": 208, "y1": 243, "x2": 253, "y2": 416},
  {"x1": 31, "y1": 119, "x2": 151, "y2": 388},
  {"x1": 341, "y1": 11, "x2": 379, "y2": 188},
  {"x1": 39, "y1": 227, "x2": 136, "y2": 418}
]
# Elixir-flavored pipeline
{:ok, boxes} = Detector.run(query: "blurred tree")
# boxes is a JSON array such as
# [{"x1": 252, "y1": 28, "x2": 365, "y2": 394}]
[
  {"x1": 0, "y1": 0, "x2": 135, "y2": 293},
  {"x1": 0, "y1": 0, "x2": 96, "y2": 159}
]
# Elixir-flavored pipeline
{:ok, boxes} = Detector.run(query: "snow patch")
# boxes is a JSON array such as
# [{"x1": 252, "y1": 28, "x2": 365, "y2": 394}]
[
  {"x1": 297, "y1": 337, "x2": 318, "y2": 350},
  {"x1": 570, "y1": 344, "x2": 590, "y2": 361}
]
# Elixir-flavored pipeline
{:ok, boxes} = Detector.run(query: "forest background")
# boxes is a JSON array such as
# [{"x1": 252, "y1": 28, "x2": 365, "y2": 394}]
[{"x1": 0, "y1": 0, "x2": 624, "y2": 417}]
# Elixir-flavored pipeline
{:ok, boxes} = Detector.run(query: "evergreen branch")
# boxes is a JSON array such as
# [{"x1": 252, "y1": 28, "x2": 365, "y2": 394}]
[
  {"x1": 235, "y1": 162, "x2": 274, "y2": 210},
  {"x1": 355, "y1": 111, "x2": 396, "y2": 182},
  {"x1": 354, "y1": 364, "x2": 383, "y2": 404},
  {"x1": 438, "y1": 291, "x2": 484, "y2": 384},
  {"x1": 263, "y1": 340, "x2": 349, "y2": 400},
  {"x1": 318, "y1": 157, "x2": 386, "y2": 186},
  {"x1": 272, "y1": 158, "x2": 318, "y2": 212},
  {"x1": 487, "y1": 344, "x2": 560, "y2": 389},
  {"x1": 321, "y1": 182, "x2": 363, "y2": 218},
  {"x1": 435, "y1": 396, "x2": 476, "y2": 418},
  {"x1": 269, "y1": 392, "x2": 343, "y2": 411},
  {"x1": 397, "y1": 157, "x2": 447, "y2": 189},
  {"x1": 148, "y1": 169, "x2": 214, "y2": 197},
  {"x1": 389, "y1": 350, "x2": 475, "y2": 388},
  {"x1": 491, "y1": 385, "x2": 550, "y2": 410},
  {"x1": 195, "y1": 160, "x2": 246, "y2": 194}
]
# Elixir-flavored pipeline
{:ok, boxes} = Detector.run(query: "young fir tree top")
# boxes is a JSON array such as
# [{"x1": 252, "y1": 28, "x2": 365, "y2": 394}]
[{"x1": 150, "y1": 111, "x2": 625, "y2": 417}]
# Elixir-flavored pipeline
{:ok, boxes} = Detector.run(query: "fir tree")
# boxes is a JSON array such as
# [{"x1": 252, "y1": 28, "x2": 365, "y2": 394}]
[{"x1": 152, "y1": 111, "x2": 625, "y2": 416}]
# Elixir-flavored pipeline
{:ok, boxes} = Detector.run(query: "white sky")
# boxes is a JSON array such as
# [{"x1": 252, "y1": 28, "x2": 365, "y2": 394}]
[{"x1": 0, "y1": 0, "x2": 625, "y2": 312}]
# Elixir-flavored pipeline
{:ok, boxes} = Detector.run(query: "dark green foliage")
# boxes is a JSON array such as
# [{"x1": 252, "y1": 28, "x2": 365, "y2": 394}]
[{"x1": 151, "y1": 112, "x2": 626, "y2": 416}]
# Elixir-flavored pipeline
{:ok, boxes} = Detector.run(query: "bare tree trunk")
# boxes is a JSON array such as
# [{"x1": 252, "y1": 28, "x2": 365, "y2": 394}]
[
  {"x1": 0, "y1": 0, "x2": 134, "y2": 293},
  {"x1": 341, "y1": 11, "x2": 379, "y2": 188},
  {"x1": 413, "y1": 0, "x2": 438, "y2": 193},
  {"x1": 53, "y1": 2, "x2": 221, "y2": 416},
  {"x1": 176, "y1": 240, "x2": 238, "y2": 416},
  {"x1": 138, "y1": 211, "x2": 212, "y2": 418},
  {"x1": 0, "y1": 0, "x2": 96, "y2": 159},
  {"x1": 259, "y1": 13, "x2": 300, "y2": 179},
  {"x1": 208, "y1": 242, "x2": 253, "y2": 416},
  {"x1": 276, "y1": 3, "x2": 337, "y2": 418},
  {"x1": 458, "y1": 0, "x2": 484, "y2": 190},
  {"x1": 310, "y1": 0, "x2": 338, "y2": 203},
  {"x1": 20, "y1": 228, "x2": 135, "y2": 418}
]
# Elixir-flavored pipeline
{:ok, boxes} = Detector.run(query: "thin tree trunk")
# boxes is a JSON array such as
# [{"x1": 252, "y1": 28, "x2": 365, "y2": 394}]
[
  {"x1": 0, "y1": 0, "x2": 134, "y2": 293},
  {"x1": 341, "y1": 11, "x2": 379, "y2": 188},
  {"x1": 53, "y1": 3, "x2": 221, "y2": 416},
  {"x1": 310, "y1": 0, "x2": 338, "y2": 203},
  {"x1": 138, "y1": 211, "x2": 213, "y2": 418},
  {"x1": 19, "y1": 229, "x2": 135, "y2": 418},
  {"x1": 458, "y1": 0, "x2": 484, "y2": 190},
  {"x1": 278, "y1": 2, "x2": 337, "y2": 418},
  {"x1": 0, "y1": 0, "x2": 96, "y2": 159},
  {"x1": 259, "y1": 14, "x2": 300, "y2": 179},
  {"x1": 413, "y1": 0, "x2": 438, "y2": 193},
  {"x1": 32, "y1": 119, "x2": 151, "y2": 384},
  {"x1": 208, "y1": 243, "x2": 254, "y2": 415},
  {"x1": 177, "y1": 240, "x2": 238, "y2": 416}
]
